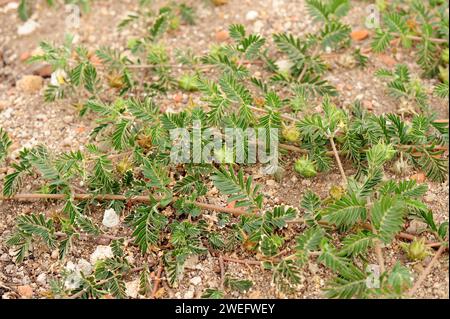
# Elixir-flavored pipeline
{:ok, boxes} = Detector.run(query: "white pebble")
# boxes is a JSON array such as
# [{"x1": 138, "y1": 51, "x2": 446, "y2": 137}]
[
  {"x1": 90, "y1": 245, "x2": 113, "y2": 264},
  {"x1": 246, "y1": 10, "x2": 259, "y2": 21},
  {"x1": 17, "y1": 20, "x2": 39, "y2": 36},
  {"x1": 102, "y1": 208, "x2": 120, "y2": 228},
  {"x1": 190, "y1": 276, "x2": 202, "y2": 286}
]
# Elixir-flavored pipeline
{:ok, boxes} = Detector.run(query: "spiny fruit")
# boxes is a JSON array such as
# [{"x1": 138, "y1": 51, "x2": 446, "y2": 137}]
[
  {"x1": 294, "y1": 156, "x2": 317, "y2": 178},
  {"x1": 136, "y1": 133, "x2": 152, "y2": 150},
  {"x1": 329, "y1": 185, "x2": 345, "y2": 200},
  {"x1": 401, "y1": 237, "x2": 430, "y2": 261},
  {"x1": 282, "y1": 125, "x2": 300, "y2": 142},
  {"x1": 393, "y1": 157, "x2": 410, "y2": 176},
  {"x1": 178, "y1": 74, "x2": 198, "y2": 91},
  {"x1": 116, "y1": 158, "x2": 133, "y2": 175},
  {"x1": 107, "y1": 72, "x2": 124, "y2": 89}
]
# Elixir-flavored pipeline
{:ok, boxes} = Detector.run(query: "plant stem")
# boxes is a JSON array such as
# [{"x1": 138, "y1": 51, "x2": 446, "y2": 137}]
[
  {"x1": 0, "y1": 193, "x2": 250, "y2": 216},
  {"x1": 329, "y1": 136, "x2": 348, "y2": 184},
  {"x1": 407, "y1": 243, "x2": 447, "y2": 297},
  {"x1": 219, "y1": 255, "x2": 225, "y2": 290},
  {"x1": 222, "y1": 256, "x2": 262, "y2": 265},
  {"x1": 1, "y1": 193, "x2": 444, "y2": 248},
  {"x1": 150, "y1": 264, "x2": 164, "y2": 299},
  {"x1": 391, "y1": 32, "x2": 448, "y2": 44}
]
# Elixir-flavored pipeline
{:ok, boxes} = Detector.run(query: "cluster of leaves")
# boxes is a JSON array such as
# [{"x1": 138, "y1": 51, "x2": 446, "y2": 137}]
[
  {"x1": 371, "y1": 0, "x2": 449, "y2": 79},
  {"x1": 1, "y1": 0, "x2": 449, "y2": 299}
]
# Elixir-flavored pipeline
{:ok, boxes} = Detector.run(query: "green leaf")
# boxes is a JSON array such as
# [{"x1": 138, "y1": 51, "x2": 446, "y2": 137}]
[
  {"x1": 323, "y1": 193, "x2": 367, "y2": 228},
  {"x1": 0, "y1": 128, "x2": 12, "y2": 163},
  {"x1": 211, "y1": 166, "x2": 263, "y2": 210},
  {"x1": 202, "y1": 288, "x2": 224, "y2": 299},
  {"x1": 132, "y1": 206, "x2": 167, "y2": 254},
  {"x1": 338, "y1": 231, "x2": 374, "y2": 257},
  {"x1": 271, "y1": 259, "x2": 303, "y2": 292},
  {"x1": 112, "y1": 120, "x2": 132, "y2": 150},
  {"x1": 142, "y1": 159, "x2": 170, "y2": 189},
  {"x1": 434, "y1": 81, "x2": 449, "y2": 99},
  {"x1": 372, "y1": 196, "x2": 405, "y2": 244},
  {"x1": 371, "y1": 29, "x2": 393, "y2": 53},
  {"x1": 324, "y1": 264, "x2": 368, "y2": 298},
  {"x1": 296, "y1": 227, "x2": 324, "y2": 252},
  {"x1": 224, "y1": 277, "x2": 253, "y2": 292},
  {"x1": 306, "y1": 0, "x2": 330, "y2": 22},
  {"x1": 18, "y1": 0, "x2": 30, "y2": 21},
  {"x1": 229, "y1": 24, "x2": 246, "y2": 42},
  {"x1": 386, "y1": 262, "x2": 412, "y2": 295}
]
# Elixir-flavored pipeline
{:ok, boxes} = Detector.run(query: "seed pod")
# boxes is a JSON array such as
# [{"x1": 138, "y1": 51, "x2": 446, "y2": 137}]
[
  {"x1": 169, "y1": 16, "x2": 181, "y2": 31},
  {"x1": 136, "y1": 133, "x2": 152, "y2": 150},
  {"x1": 329, "y1": 185, "x2": 345, "y2": 200},
  {"x1": 116, "y1": 159, "x2": 133, "y2": 175},
  {"x1": 294, "y1": 156, "x2": 317, "y2": 178},
  {"x1": 107, "y1": 72, "x2": 124, "y2": 89},
  {"x1": 401, "y1": 237, "x2": 430, "y2": 261},
  {"x1": 282, "y1": 125, "x2": 300, "y2": 142},
  {"x1": 392, "y1": 158, "x2": 410, "y2": 176}
]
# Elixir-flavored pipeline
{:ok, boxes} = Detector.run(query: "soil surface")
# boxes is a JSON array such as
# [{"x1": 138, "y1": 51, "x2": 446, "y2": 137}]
[{"x1": 0, "y1": 0, "x2": 448, "y2": 299}]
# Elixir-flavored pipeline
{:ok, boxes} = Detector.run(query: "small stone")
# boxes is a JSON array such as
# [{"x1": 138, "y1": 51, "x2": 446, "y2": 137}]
[
  {"x1": 5, "y1": 264, "x2": 15, "y2": 274},
  {"x1": 183, "y1": 288, "x2": 195, "y2": 299},
  {"x1": 266, "y1": 179, "x2": 276, "y2": 186},
  {"x1": 406, "y1": 220, "x2": 427, "y2": 235},
  {"x1": 190, "y1": 276, "x2": 202, "y2": 286},
  {"x1": 62, "y1": 137, "x2": 72, "y2": 147},
  {"x1": 411, "y1": 172, "x2": 426, "y2": 183},
  {"x1": 253, "y1": 20, "x2": 264, "y2": 34},
  {"x1": 17, "y1": 20, "x2": 39, "y2": 36},
  {"x1": 0, "y1": 253, "x2": 9, "y2": 262},
  {"x1": 424, "y1": 193, "x2": 437, "y2": 203},
  {"x1": 275, "y1": 59, "x2": 293, "y2": 74},
  {"x1": 215, "y1": 30, "x2": 229, "y2": 42},
  {"x1": 4, "y1": 2, "x2": 19, "y2": 12},
  {"x1": 63, "y1": 115, "x2": 73, "y2": 124},
  {"x1": 17, "y1": 285, "x2": 33, "y2": 299},
  {"x1": 0, "y1": 100, "x2": 7, "y2": 111},
  {"x1": 36, "y1": 273, "x2": 47, "y2": 285},
  {"x1": 77, "y1": 259, "x2": 93, "y2": 275},
  {"x1": 125, "y1": 279, "x2": 140, "y2": 298},
  {"x1": 211, "y1": 0, "x2": 228, "y2": 5},
  {"x1": 90, "y1": 245, "x2": 114, "y2": 264},
  {"x1": 64, "y1": 272, "x2": 82, "y2": 290},
  {"x1": 51, "y1": 249, "x2": 59, "y2": 260},
  {"x1": 351, "y1": 30, "x2": 369, "y2": 41},
  {"x1": 102, "y1": 208, "x2": 120, "y2": 228},
  {"x1": 33, "y1": 64, "x2": 52, "y2": 78},
  {"x1": 173, "y1": 93, "x2": 183, "y2": 103},
  {"x1": 379, "y1": 54, "x2": 397, "y2": 67},
  {"x1": 16, "y1": 75, "x2": 43, "y2": 94},
  {"x1": 245, "y1": 10, "x2": 259, "y2": 21},
  {"x1": 363, "y1": 100, "x2": 374, "y2": 111},
  {"x1": 184, "y1": 255, "x2": 199, "y2": 269},
  {"x1": 19, "y1": 51, "x2": 31, "y2": 62}
]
